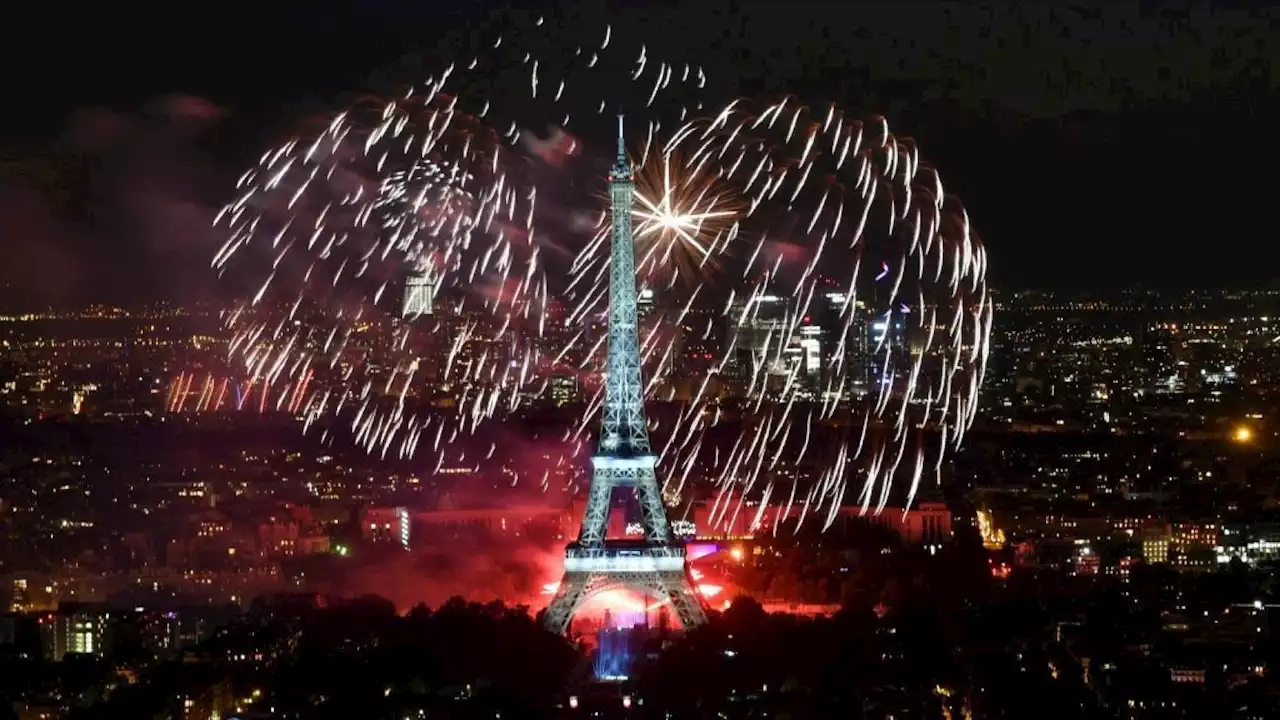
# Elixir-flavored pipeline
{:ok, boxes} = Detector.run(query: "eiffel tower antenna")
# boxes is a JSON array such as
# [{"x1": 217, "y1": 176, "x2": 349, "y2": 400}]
[
  {"x1": 615, "y1": 112, "x2": 627, "y2": 169},
  {"x1": 543, "y1": 114, "x2": 707, "y2": 635}
]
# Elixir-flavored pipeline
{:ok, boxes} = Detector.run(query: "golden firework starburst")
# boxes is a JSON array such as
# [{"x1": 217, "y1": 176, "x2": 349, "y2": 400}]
[{"x1": 630, "y1": 152, "x2": 743, "y2": 285}]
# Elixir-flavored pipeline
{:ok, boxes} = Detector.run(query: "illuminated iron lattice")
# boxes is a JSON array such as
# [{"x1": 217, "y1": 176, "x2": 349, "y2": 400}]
[{"x1": 543, "y1": 117, "x2": 707, "y2": 635}]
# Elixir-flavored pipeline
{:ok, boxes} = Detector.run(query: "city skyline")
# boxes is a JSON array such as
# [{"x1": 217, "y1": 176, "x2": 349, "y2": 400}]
[{"x1": 4, "y1": 282, "x2": 1280, "y2": 716}]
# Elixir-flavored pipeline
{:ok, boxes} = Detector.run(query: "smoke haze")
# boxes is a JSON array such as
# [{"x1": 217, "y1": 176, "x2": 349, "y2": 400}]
[
  {"x1": 0, "y1": 96, "x2": 226, "y2": 306},
  {"x1": 331, "y1": 537, "x2": 565, "y2": 612}
]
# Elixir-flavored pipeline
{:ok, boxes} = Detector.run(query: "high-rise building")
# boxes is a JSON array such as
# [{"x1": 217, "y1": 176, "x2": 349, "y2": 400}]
[
  {"x1": 402, "y1": 270, "x2": 435, "y2": 317},
  {"x1": 42, "y1": 603, "x2": 110, "y2": 660},
  {"x1": 813, "y1": 291, "x2": 916, "y2": 397},
  {"x1": 865, "y1": 309, "x2": 908, "y2": 388},
  {"x1": 723, "y1": 293, "x2": 793, "y2": 395},
  {"x1": 637, "y1": 288, "x2": 655, "y2": 318},
  {"x1": 722, "y1": 293, "x2": 831, "y2": 398}
]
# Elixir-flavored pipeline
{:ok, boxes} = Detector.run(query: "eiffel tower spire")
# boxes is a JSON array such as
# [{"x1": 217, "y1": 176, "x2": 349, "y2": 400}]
[
  {"x1": 542, "y1": 115, "x2": 706, "y2": 636},
  {"x1": 597, "y1": 114, "x2": 651, "y2": 464},
  {"x1": 611, "y1": 113, "x2": 630, "y2": 181}
]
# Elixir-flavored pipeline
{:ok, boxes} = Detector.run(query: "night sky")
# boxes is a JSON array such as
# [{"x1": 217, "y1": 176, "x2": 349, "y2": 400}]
[{"x1": 2, "y1": 1, "x2": 1277, "y2": 304}]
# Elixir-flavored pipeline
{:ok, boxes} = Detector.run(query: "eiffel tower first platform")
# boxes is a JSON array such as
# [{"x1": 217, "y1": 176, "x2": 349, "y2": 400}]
[{"x1": 542, "y1": 117, "x2": 708, "y2": 636}]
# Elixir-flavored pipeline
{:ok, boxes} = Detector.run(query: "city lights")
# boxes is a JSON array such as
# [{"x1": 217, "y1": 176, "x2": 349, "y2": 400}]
[{"x1": 1233, "y1": 425, "x2": 1254, "y2": 444}]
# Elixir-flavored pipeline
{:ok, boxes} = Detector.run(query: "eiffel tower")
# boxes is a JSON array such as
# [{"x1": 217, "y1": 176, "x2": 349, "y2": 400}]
[{"x1": 542, "y1": 116, "x2": 707, "y2": 635}]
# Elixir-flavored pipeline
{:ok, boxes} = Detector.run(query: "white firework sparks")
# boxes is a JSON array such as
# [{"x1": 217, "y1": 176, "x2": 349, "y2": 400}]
[{"x1": 211, "y1": 17, "x2": 991, "y2": 533}]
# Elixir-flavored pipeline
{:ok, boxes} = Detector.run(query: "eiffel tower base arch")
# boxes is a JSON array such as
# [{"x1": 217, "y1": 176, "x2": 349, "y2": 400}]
[{"x1": 543, "y1": 567, "x2": 707, "y2": 636}]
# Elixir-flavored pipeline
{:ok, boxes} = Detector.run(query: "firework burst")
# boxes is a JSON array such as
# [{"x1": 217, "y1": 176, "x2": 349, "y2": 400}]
[
  {"x1": 211, "y1": 17, "x2": 990, "y2": 530},
  {"x1": 632, "y1": 152, "x2": 743, "y2": 285}
]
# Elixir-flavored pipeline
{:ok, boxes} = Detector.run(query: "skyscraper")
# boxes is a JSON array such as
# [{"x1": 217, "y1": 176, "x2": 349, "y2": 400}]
[{"x1": 402, "y1": 270, "x2": 434, "y2": 317}]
